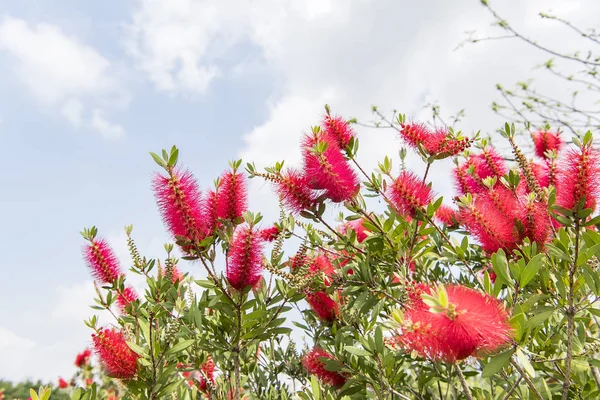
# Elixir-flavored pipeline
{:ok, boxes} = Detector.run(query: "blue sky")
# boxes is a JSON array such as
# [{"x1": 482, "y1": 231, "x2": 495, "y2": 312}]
[{"x1": 0, "y1": 0, "x2": 597, "y2": 383}]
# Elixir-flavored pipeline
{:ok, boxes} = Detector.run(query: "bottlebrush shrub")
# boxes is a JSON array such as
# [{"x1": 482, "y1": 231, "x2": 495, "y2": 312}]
[{"x1": 59, "y1": 112, "x2": 600, "y2": 400}]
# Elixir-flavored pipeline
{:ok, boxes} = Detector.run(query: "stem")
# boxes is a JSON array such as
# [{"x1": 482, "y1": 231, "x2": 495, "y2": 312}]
[
  {"x1": 510, "y1": 359, "x2": 543, "y2": 400},
  {"x1": 234, "y1": 299, "x2": 242, "y2": 400},
  {"x1": 148, "y1": 312, "x2": 158, "y2": 400},
  {"x1": 562, "y1": 217, "x2": 580, "y2": 400},
  {"x1": 454, "y1": 365, "x2": 473, "y2": 400}
]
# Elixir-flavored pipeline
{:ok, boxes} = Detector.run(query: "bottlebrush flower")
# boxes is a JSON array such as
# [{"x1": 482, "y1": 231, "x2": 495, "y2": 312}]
[
  {"x1": 92, "y1": 328, "x2": 139, "y2": 379},
  {"x1": 458, "y1": 196, "x2": 519, "y2": 253},
  {"x1": 75, "y1": 349, "x2": 91, "y2": 368},
  {"x1": 393, "y1": 284, "x2": 512, "y2": 362},
  {"x1": 116, "y1": 286, "x2": 138, "y2": 313},
  {"x1": 302, "y1": 348, "x2": 347, "y2": 387},
  {"x1": 435, "y1": 204, "x2": 458, "y2": 227},
  {"x1": 323, "y1": 114, "x2": 355, "y2": 149},
  {"x1": 193, "y1": 356, "x2": 215, "y2": 392},
  {"x1": 85, "y1": 378, "x2": 93, "y2": 386},
  {"x1": 272, "y1": 169, "x2": 318, "y2": 214},
  {"x1": 555, "y1": 144, "x2": 600, "y2": 211},
  {"x1": 306, "y1": 291, "x2": 338, "y2": 321},
  {"x1": 386, "y1": 171, "x2": 433, "y2": 216},
  {"x1": 519, "y1": 197, "x2": 552, "y2": 246},
  {"x1": 530, "y1": 161, "x2": 550, "y2": 188},
  {"x1": 259, "y1": 225, "x2": 280, "y2": 242},
  {"x1": 532, "y1": 130, "x2": 562, "y2": 159},
  {"x1": 226, "y1": 224, "x2": 265, "y2": 290},
  {"x1": 399, "y1": 123, "x2": 470, "y2": 158},
  {"x1": 58, "y1": 378, "x2": 68, "y2": 389},
  {"x1": 216, "y1": 171, "x2": 248, "y2": 222},
  {"x1": 302, "y1": 133, "x2": 359, "y2": 202},
  {"x1": 340, "y1": 218, "x2": 369, "y2": 243},
  {"x1": 471, "y1": 148, "x2": 507, "y2": 180},
  {"x1": 203, "y1": 188, "x2": 219, "y2": 232},
  {"x1": 83, "y1": 238, "x2": 123, "y2": 284},
  {"x1": 453, "y1": 160, "x2": 482, "y2": 195},
  {"x1": 153, "y1": 169, "x2": 208, "y2": 245}
]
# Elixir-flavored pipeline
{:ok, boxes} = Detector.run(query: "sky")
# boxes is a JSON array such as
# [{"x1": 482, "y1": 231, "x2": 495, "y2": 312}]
[{"x1": 0, "y1": 0, "x2": 598, "y2": 383}]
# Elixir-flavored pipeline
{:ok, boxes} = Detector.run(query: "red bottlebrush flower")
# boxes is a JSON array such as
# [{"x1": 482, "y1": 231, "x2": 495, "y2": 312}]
[
  {"x1": 323, "y1": 114, "x2": 355, "y2": 149},
  {"x1": 306, "y1": 291, "x2": 338, "y2": 321},
  {"x1": 92, "y1": 327, "x2": 139, "y2": 379},
  {"x1": 216, "y1": 171, "x2": 248, "y2": 222},
  {"x1": 259, "y1": 225, "x2": 280, "y2": 242},
  {"x1": 399, "y1": 123, "x2": 470, "y2": 158},
  {"x1": 195, "y1": 356, "x2": 215, "y2": 392},
  {"x1": 340, "y1": 218, "x2": 369, "y2": 243},
  {"x1": 555, "y1": 145, "x2": 600, "y2": 211},
  {"x1": 309, "y1": 254, "x2": 336, "y2": 283},
  {"x1": 386, "y1": 171, "x2": 433, "y2": 216},
  {"x1": 272, "y1": 169, "x2": 318, "y2": 214},
  {"x1": 393, "y1": 284, "x2": 512, "y2": 362},
  {"x1": 532, "y1": 130, "x2": 562, "y2": 159},
  {"x1": 58, "y1": 378, "x2": 68, "y2": 389},
  {"x1": 75, "y1": 349, "x2": 91, "y2": 368},
  {"x1": 159, "y1": 264, "x2": 184, "y2": 283},
  {"x1": 302, "y1": 133, "x2": 359, "y2": 202},
  {"x1": 458, "y1": 196, "x2": 519, "y2": 253},
  {"x1": 519, "y1": 198, "x2": 552, "y2": 246},
  {"x1": 453, "y1": 160, "x2": 482, "y2": 195},
  {"x1": 471, "y1": 148, "x2": 507, "y2": 181},
  {"x1": 530, "y1": 161, "x2": 550, "y2": 188},
  {"x1": 83, "y1": 238, "x2": 122, "y2": 284},
  {"x1": 302, "y1": 348, "x2": 346, "y2": 387},
  {"x1": 153, "y1": 169, "x2": 208, "y2": 246},
  {"x1": 226, "y1": 224, "x2": 265, "y2": 290},
  {"x1": 435, "y1": 204, "x2": 458, "y2": 227},
  {"x1": 116, "y1": 286, "x2": 138, "y2": 313},
  {"x1": 85, "y1": 378, "x2": 93, "y2": 386}
]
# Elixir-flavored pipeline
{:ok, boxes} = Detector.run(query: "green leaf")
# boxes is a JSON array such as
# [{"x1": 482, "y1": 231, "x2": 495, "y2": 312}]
[
  {"x1": 344, "y1": 346, "x2": 371, "y2": 357},
  {"x1": 126, "y1": 341, "x2": 149, "y2": 357},
  {"x1": 166, "y1": 339, "x2": 195, "y2": 356},
  {"x1": 491, "y1": 250, "x2": 512, "y2": 286},
  {"x1": 311, "y1": 375, "x2": 321, "y2": 400},
  {"x1": 375, "y1": 326, "x2": 384, "y2": 354},
  {"x1": 150, "y1": 152, "x2": 167, "y2": 168},
  {"x1": 155, "y1": 380, "x2": 183, "y2": 398},
  {"x1": 516, "y1": 348, "x2": 535, "y2": 378},
  {"x1": 520, "y1": 253, "x2": 544, "y2": 287},
  {"x1": 482, "y1": 349, "x2": 514, "y2": 378}
]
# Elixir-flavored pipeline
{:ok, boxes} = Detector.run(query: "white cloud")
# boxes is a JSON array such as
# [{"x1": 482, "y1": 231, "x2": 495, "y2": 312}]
[
  {"x1": 0, "y1": 16, "x2": 127, "y2": 138},
  {"x1": 90, "y1": 108, "x2": 125, "y2": 140},
  {"x1": 61, "y1": 98, "x2": 84, "y2": 128}
]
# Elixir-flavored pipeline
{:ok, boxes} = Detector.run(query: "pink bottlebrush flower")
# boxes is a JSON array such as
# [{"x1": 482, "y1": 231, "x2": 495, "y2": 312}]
[
  {"x1": 435, "y1": 204, "x2": 458, "y2": 227},
  {"x1": 532, "y1": 130, "x2": 562, "y2": 159},
  {"x1": 519, "y1": 198, "x2": 552, "y2": 247},
  {"x1": 203, "y1": 188, "x2": 219, "y2": 232},
  {"x1": 399, "y1": 123, "x2": 470, "y2": 158},
  {"x1": 458, "y1": 196, "x2": 519, "y2": 253},
  {"x1": 323, "y1": 115, "x2": 355, "y2": 149},
  {"x1": 116, "y1": 286, "x2": 138, "y2": 313},
  {"x1": 306, "y1": 291, "x2": 338, "y2": 321},
  {"x1": 471, "y1": 148, "x2": 507, "y2": 181},
  {"x1": 386, "y1": 171, "x2": 433, "y2": 216},
  {"x1": 398, "y1": 123, "x2": 431, "y2": 151},
  {"x1": 83, "y1": 238, "x2": 122, "y2": 284},
  {"x1": 453, "y1": 160, "x2": 482, "y2": 195},
  {"x1": 530, "y1": 161, "x2": 550, "y2": 188},
  {"x1": 555, "y1": 145, "x2": 600, "y2": 211},
  {"x1": 259, "y1": 225, "x2": 280, "y2": 242},
  {"x1": 153, "y1": 169, "x2": 208, "y2": 245},
  {"x1": 58, "y1": 378, "x2": 69, "y2": 389},
  {"x1": 216, "y1": 171, "x2": 248, "y2": 223},
  {"x1": 302, "y1": 133, "x2": 359, "y2": 202},
  {"x1": 309, "y1": 254, "x2": 336, "y2": 285},
  {"x1": 273, "y1": 169, "x2": 318, "y2": 214},
  {"x1": 226, "y1": 224, "x2": 265, "y2": 290},
  {"x1": 92, "y1": 328, "x2": 139, "y2": 379},
  {"x1": 392, "y1": 284, "x2": 512, "y2": 362},
  {"x1": 302, "y1": 348, "x2": 347, "y2": 387},
  {"x1": 340, "y1": 218, "x2": 369, "y2": 243},
  {"x1": 75, "y1": 349, "x2": 91, "y2": 368}
]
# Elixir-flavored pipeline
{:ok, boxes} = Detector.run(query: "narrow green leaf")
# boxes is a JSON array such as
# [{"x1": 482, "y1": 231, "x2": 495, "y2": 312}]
[
  {"x1": 482, "y1": 349, "x2": 514, "y2": 378},
  {"x1": 520, "y1": 253, "x2": 544, "y2": 287}
]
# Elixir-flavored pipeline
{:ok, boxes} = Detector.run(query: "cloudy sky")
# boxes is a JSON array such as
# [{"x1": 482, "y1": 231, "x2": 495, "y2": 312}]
[{"x1": 0, "y1": 0, "x2": 597, "y2": 383}]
